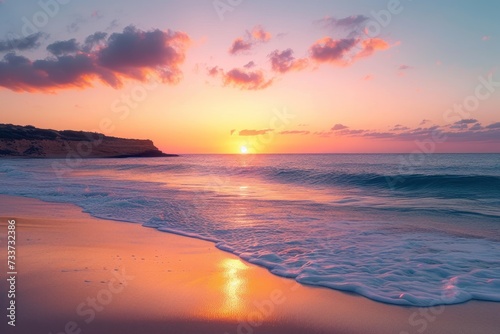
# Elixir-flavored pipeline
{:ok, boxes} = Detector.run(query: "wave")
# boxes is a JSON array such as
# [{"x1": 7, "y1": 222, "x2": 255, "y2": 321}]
[{"x1": 265, "y1": 168, "x2": 500, "y2": 195}]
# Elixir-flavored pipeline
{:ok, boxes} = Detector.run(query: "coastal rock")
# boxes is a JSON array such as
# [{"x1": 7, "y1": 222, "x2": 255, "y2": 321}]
[{"x1": 0, "y1": 124, "x2": 177, "y2": 158}]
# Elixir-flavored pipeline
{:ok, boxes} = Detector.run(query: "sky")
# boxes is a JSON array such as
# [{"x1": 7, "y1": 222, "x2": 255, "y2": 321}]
[{"x1": 0, "y1": 0, "x2": 499, "y2": 154}]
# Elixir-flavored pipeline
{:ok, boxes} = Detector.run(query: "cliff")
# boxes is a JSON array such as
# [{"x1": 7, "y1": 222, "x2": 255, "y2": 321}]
[{"x1": 0, "y1": 124, "x2": 178, "y2": 158}]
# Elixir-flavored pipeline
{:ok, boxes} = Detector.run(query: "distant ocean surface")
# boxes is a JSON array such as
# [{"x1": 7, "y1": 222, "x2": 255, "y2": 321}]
[{"x1": 1, "y1": 154, "x2": 500, "y2": 306}]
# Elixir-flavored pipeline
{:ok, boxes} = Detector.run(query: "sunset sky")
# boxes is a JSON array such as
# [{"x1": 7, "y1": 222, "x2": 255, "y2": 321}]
[{"x1": 1, "y1": 0, "x2": 499, "y2": 153}]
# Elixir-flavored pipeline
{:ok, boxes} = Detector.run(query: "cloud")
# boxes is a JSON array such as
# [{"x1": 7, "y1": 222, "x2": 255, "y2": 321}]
[
  {"x1": 207, "y1": 66, "x2": 222, "y2": 77},
  {"x1": 397, "y1": 64, "x2": 414, "y2": 76},
  {"x1": 243, "y1": 61, "x2": 256, "y2": 69},
  {"x1": 0, "y1": 33, "x2": 44, "y2": 52},
  {"x1": 279, "y1": 130, "x2": 310, "y2": 135},
  {"x1": 47, "y1": 39, "x2": 80, "y2": 56},
  {"x1": 239, "y1": 129, "x2": 273, "y2": 136},
  {"x1": 315, "y1": 15, "x2": 369, "y2": 40},
  {"x1": 268, "y1": 49, "x2": 308, "y2": 73},
  {"x1": 363, "y1": 74, "x2": 373, "y2": 81},
  {"x1": 450, "y1": 123, "x2": 468, "y2": 130},
  {"x1": 309, "y1": 35, "x2": 390, "y2": 66},
  {"x1": 482, "y1": 36, "x2": 491, "y2": 41},
  {"x1": 322, "y1": 121, "x2": 500, "y2": 143},
  {"x1": 454, "y1": 119, "x2": 478, "y2": 125},
  {"x1": 470, "y1": 123, "x2": 482, "y2": 131},
  {"x1": 222, "y1": 68, "x2": 273, "y2": 90},
  {"x1": 486, "y1": 122, "x2": 500, "y2": 129},
  {"x1": 309, "y1": 37, "x2": 357, "y2": 65},
  {"x1": 251, "y1": 26, "x2": 272, "y2": 42},
  {"x1": 331, "y1": 123, "x2": 349, "y2": 131},
  {"x1": 398, "y1": 64, "x2": 413, "y2": 70},
  {"x1": 106, "y1": 19, "x2": 120, "y2": 32},
  {"x1": 84, "y1": 32, "x2": 107, "y2": 51},
  {"x1": 313, "y1": 131, "x2": 333, "y2": 137},
  {"x1": 317, "y1": 15, "x2": 369, "y2": 32},
  {"x1": 66, "y1": 15, "x2": 86, "y2": 33},
  {"x1": 355, "y1": 38, "x2": 390, "y2": 59},
  {"x1": 391, "y1": 124, "x2": 410, "y2": 131},
  {"x1": 229, "y1": 25, "x2": 272, "y2": 55},
  {"x1": 97, "y1": 26, "x2": 190, "y2": 83},
  {"x1": 0, "y1": 26, "x2": 190, "y2": 92},
  {"x1": 229, "y1": 38, "x2": 253, "y2": 55},
  {"x1": 230, "y1": 129, "x2": 236, "y2": 135},
  {"x1": 449, "y1": 119, "x2": 478, "y2": 130},
  {"x1": 207, "y1": 64, "x2": 273, "y2": 90}
]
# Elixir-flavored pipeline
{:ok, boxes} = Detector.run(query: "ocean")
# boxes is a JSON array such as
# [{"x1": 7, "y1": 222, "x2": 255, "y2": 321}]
[{"x1": 1, "y1": 154, "x2": 499, "y2": 306}]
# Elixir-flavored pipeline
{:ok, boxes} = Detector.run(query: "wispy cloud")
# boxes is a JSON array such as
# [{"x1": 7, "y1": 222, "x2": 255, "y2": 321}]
[
  {"x1": 279, "y1": 130, "x2": 310, "y2": 135},
  {"x1": 239, "y1": 129, "x2": 273, "y2": 136},
  {"x1": 325, "y1": 122, "x2": 500, "y2": 143},
  {"x1": 229, "y1": 25, "x2": 272, "y2": 55},
  {"x1": 398, "y1": 64, "x2": 413, "y2": 70},
  {"x1": 243, "y1": 61, "x2": 256, "y2": 69},
  {"x1": 315, "y1": 15, "x2": 369, "y2": 37}
]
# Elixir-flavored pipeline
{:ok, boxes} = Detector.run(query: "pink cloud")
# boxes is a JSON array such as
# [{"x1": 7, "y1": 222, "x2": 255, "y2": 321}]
[
  {"x1": 207, "y1": 66, "x2": 222, "y2": 77},
  {"x1": 355, "y1": 38, "x2": 390, "y2": 59},
  {"x1": 219, "y1": 68, "x2": 273, "y2": 90},
  {"x1": 309, "y1": 36, "x2": 391, "y2": 66},
  {"x1": 309, "y1": 37, "x2": 357, "y2": 65},
  {"x1": 228, "y1": 25, "x2": 272, "y2": 55},
  {"x1": 268, "y1": 49, "x2": 308, "y2": 73},
  {"x1": 251, "y1": 26, "x2": 272, "y2": 42},
  {"x1": 229, "y1": 38, "x2": 253, "y2": 55}
]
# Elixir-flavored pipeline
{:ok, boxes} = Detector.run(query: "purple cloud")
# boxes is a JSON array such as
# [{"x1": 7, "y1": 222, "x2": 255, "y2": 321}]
[
  {"x1": 331, "y1": 124, "x2": 349, "y2": 131},
  {"x1": 0, "y1": 26, "x2": 190, "y2": 92},
  {"x1": 269, "y1": 49, "x2": 308, "y2": 73}
]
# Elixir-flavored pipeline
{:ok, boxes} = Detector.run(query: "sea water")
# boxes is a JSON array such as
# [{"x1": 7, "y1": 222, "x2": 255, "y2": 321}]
[{"x1": 1, "y1": 154, "x2": 499, "y2": 306}]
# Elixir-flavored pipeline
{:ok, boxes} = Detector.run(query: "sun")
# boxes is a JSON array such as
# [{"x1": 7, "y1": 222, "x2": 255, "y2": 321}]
[{"x1": 240, "y1": 146, "x2": 248, "y2": 154}]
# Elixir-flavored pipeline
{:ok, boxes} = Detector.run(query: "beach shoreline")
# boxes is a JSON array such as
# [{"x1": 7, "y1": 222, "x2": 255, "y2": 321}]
[{"x1": 1, "y1": 194, "x2": 499, "y2": 334}]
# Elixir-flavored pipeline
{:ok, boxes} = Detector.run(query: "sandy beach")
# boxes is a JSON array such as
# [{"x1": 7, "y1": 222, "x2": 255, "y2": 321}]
[{"x1": 1, "y1": 194, "x2": 499, "y2": 334}]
